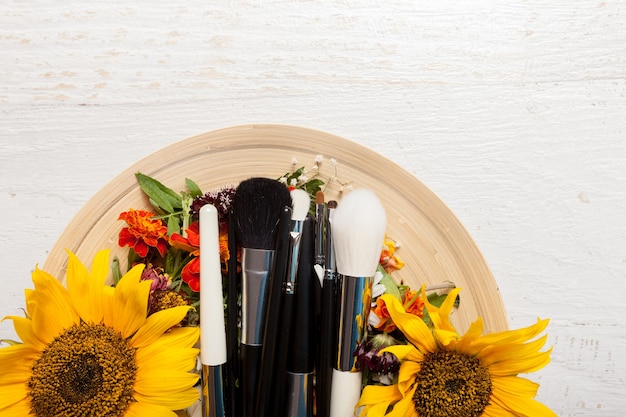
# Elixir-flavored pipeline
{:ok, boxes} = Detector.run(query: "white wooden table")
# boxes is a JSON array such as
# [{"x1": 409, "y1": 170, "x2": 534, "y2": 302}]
[{"x1": 1, "y1": 1, "x2": 625, "y2": 415}]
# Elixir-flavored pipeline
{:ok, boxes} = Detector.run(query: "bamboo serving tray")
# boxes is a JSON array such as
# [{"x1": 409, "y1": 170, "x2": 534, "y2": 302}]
[{"x1": 44, "y1": 124, "x2": 508, "y2": 333}]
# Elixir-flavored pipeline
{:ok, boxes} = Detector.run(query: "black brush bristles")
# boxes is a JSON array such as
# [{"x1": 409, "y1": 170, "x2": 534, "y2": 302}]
[{"x1": 233, "y1": 177, "x2": 292, "y2": 250}]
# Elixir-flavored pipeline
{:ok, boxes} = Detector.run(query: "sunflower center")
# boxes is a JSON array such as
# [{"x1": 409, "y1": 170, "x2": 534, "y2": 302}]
[
  {"x1": 412, "y1": 349, "x2": 491, "y2": 417},
  {"x1": 28, "y1": 322, "x2": 137, "y2": 417}
]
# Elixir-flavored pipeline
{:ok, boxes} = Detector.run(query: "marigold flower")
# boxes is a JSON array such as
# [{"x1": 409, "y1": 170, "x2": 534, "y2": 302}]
[
  {"x1": 118, "y1": 209, "x2": 169, "y2": 258},
  {"x1": 380, "y1": 237, "x2": 405, "y2": 274},
  {"x1": 181, "y1": 257, "x2": 200, "y2": 292},
  {"x1": 373, "y1": 290, "x2": 424, "y2": 333}
]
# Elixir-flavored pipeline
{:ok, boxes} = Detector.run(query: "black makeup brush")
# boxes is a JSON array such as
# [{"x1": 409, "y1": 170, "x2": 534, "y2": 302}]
[
  {"x1": 269, "y1": 188, "x2": 312, "y2": 416},
  {"x1": 329, "y1": 189, "x2": 386, "y2": 417},
  {"x1": 317, "y1": 199, "x2": 337, "y2": 417},
  {"x1": 255, "y1": 205, "x2": 291, "y2": 417},
  {"x1": 226, "y1": 209, "x2": 239, "y2": 417},
  {"x1": 285, "y1": 215, "x2": 315, "y2": 417},
  {"x1": 233, "y1": 177, "x2": 292, "y2": 417}
]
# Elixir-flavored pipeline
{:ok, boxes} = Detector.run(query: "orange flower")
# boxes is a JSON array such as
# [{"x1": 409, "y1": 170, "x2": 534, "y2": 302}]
[
  {"x1": 170, "y1": 222, "x2": 201, "y2": 292},
  {"x1": 379, "y1": 237, "x2": 405, "y2": 274},
  {"x1": 373, "y1": 289, "x2": 424, "y2": 333},
  {"x1": 373, "y1": 297, "x2": 397, "y2": 333},
  {"x1": 182, "y1": 257, "x2": 200, "y2": 292},
  {"x1": 118, "y1": 209, "x2": 169, "y2": 257},
  {"x1": 170, "y1": 222, "x2": 200, "y2": 256},
  {"x1": 402, "y1": 290, "x2": 425, "y2": 318}
]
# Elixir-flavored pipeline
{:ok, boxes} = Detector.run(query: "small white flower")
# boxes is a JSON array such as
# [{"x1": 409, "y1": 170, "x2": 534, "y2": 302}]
[
  {"x1": 299, "y1": 175, "x2": 309, "y2": 183},
  {"x1": 315, "y1": 154, "x2": 323, "y2": 163},
  {"x1": 346, "y1": 184, "x2": 354, "y2": 192},
  {"x1": 290, "y1": 178, "x2": 298, "y2": 186},
  {"x1": 368, "y1": 310, "x2": 382, "y2": 328},
  {"x1": 278, "y1": 177, "x2": 288, "y2": 184},
  {"x1": 291, "y1": 157, "x2": 298, "y2": 165},
  {"x1": 372, "y1": 270, "x2": 386, "y2": 298},
  {"x1": 329, "y1": 158, "x2": 337, "y2": 166},
  {"x1": 311, "y1": 165, "x2": 319, "y2": 172}
]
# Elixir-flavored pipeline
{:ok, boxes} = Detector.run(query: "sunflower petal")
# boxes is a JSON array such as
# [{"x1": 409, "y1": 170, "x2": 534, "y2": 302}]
[
  {"x1": 491, "y1": 375, "x2": 540, "y2": 397},
  {"x1": 136, "y1": 346, "x2": 199, "y2": 373},
  {"x1": 134, "y1": 370, "x2": 200, "y2": 397},
  {"x1": 133, "y1": 386, "x2": 200, "y2": 410},
  {"x1": 150, "y1": 326, "x2": 200, "y2": 349},
  {"x1": 488, "y1": 348, "x2": 552, "y2": 376},
  {"x1": 0, "y1": 344, "x2": 37, "y2": 385},
  {"x1": 2, "y1": 315, "x2": 43, "y2": 351},
  {"x1": 0, "y1": 382, "x2": 28, "y2": 409},
  {"x1": 479, "y1": 334, "x2": 548, "y2": 366},
  {"x1": 66, "y1": 249, "x2": 110, "y2": 324},
  {"x1": 29, "y1": 267, "x2": 79, "y2": 344},
  {"x1": 379, "y1": 294, "x2": 436, "y2": 353},
  {"x1": 357, "y1": 384, "x2": 402, "y2": 408},
  {"x1": 0, "y1": 397, "x2": 31, "y2": 416},
  {"x1": 473, "y1": 318, "x2": 549, "y2": 350},
  {"x1": 387, "y1": 395, "x2": 418, "y2": 417},
  {"x1": 124, "y1": 400, "x2": 179, "y2": 417},
  {"x1": 481, "y1": 403, "x2": 514, "y2": 417},
  {"x1": 106, "y1": 264, "x2": 149, "y2": 338},
  {"x1": 130, "y1": 306, "x2": 195, "y2": 348},
  {"x1": 396, "y1": 360, "x2": 420, "y2": 396},
  {"x1": 456, "y1": 317, "x2": 485, "y2": 353},
  {"x1": 424, "y1": 286, "x2": 460, "y2": 332},
  {"x1": 490, "y1": 381, "x2": 557, "y2": 416}
]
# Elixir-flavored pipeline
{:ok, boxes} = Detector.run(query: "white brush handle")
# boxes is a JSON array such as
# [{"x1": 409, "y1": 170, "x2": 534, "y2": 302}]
[
  {"x1": 200, "y1": 204, "x2": 227, "y2": 366},
  {"x1": 330, "y1": 369, "x2": 362, "y2": 417}
]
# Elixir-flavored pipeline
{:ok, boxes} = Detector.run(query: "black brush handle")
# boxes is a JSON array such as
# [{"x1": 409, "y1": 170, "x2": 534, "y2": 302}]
[
  {"x1": 288, "y1": 217, "x2": 314, "y2": 374},
  {"x1": 241, "y1": 343, "x2": 262, "y2": 417},
  {"x1": 255, "y1": 206, "x2": 292, "y2": 417},
  {"x1": 272, "y1": 292, "x2": 295, "y2": 415},
  {"x1": 317, "y1": 278, "x2": 336, "y2": 417},
  {"x1": 226, "y1": 210, "x2": 240, "y2": 417}
]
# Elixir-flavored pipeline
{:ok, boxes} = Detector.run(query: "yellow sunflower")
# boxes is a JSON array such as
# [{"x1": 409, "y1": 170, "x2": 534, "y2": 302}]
[
  {"x1": 0, "y1": 249, "x2": 200, "y2": 417},
  {"x1": 357, "y1": 286, "x2": 556, "y2": 417}
]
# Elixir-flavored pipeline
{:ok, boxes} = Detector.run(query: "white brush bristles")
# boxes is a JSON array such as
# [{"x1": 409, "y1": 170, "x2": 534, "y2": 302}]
[
  {"x1": 290, "y1": 188, "x2": 311, "y2": 222},
  {"x1": 331, "y1": 188, "x2": 387, "y2": 277}
]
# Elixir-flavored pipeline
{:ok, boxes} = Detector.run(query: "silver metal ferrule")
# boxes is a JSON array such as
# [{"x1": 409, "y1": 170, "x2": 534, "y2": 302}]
[
  {"x1": 336, "y1": 275, "x2": 372, "y2": 371},
  {"x1": 241, "y1": 248, "x2": 274, "y2": 345},
  {"x1": 202, "y1": 364, "x2": 226, "y2": 417},
  {"x1": 285, "y1": 371, "x2": 314, "y2": 417},
  {"x1": 314, "y1": 203, "x2": 326, "y2": 266},
  {"x1": 284, "y1": 220, "x2": 304, "y2": 295}
]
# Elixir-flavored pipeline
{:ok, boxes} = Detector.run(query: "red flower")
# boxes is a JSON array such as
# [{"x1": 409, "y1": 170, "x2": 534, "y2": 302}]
[
  {"x1": 182, "y1": 257, "x2": 200, "y2": 292},
  {"x1": 118, "y1": 209, "x2": 169, "y2": 258},
  {"x1": 170, "y1": 222, "x2": 201, "y2": 293}
]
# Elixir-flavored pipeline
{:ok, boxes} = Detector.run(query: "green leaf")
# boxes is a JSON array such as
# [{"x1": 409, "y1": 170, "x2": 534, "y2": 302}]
[
  {"x1": 185, "y1": 178, "x2": 203, "y2": 198},
  {"x1": 304, "y1": 178, "x2": 324, "y2": 195},
  {"x1": 167, "y1": 214, "x2": 181, "y2": 236},
  {"x1": 111, "y1": 256, "x2": 123, "y2": 285},
  {"x1": 135, "y1": 172, "x2": 182, "y2": 213},
  {"x1": 377, "y1": 265, "x2": 402, "y2": 300}
]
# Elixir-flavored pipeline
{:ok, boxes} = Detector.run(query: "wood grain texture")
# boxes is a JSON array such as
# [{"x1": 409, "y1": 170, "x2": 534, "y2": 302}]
[{"x1": 1, "y1": 1, "x2": 625, "y2": 415}]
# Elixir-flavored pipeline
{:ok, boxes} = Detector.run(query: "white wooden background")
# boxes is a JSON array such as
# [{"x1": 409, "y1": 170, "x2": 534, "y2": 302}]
[{"x1": 1, "y1": 1, "x2": 625, "y2": 415}]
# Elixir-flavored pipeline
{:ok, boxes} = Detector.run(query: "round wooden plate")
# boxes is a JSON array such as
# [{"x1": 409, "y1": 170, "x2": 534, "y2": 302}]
[{"x1": 44, "y1": 124, "x2": 508, "y2": 333}]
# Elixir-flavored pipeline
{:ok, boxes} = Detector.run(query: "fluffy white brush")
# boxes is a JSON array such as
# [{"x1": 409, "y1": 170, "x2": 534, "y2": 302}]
[{"x1": 329, "y1": 188, "x2": 387, "y2": 417}]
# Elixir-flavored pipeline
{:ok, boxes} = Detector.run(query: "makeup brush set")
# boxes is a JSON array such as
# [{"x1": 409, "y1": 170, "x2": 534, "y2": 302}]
[{"x1": 199, "y1": 177, "x2": 386, "y2": 417}]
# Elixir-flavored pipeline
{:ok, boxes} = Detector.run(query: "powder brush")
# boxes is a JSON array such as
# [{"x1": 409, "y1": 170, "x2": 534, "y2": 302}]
[{"x1": 329, "y1": 189, "x2": 386, "y2": 417}]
